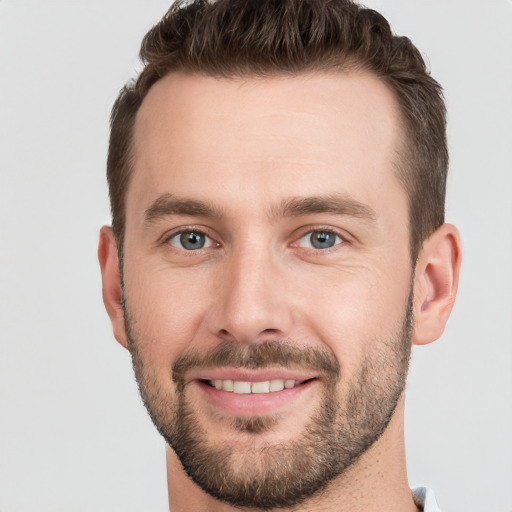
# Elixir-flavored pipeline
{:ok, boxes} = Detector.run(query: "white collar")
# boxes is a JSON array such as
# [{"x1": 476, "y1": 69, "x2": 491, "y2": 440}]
[{"x1": 412, "y1": 487, "x2": 441, "y2": 512}]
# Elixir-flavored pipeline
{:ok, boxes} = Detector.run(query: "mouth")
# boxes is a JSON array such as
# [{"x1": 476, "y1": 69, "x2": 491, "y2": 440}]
[
  {"x1": 191, "y1": 370, "x2": 320, "y2": 417},
  {"x1": 203, "y1": 378, "x2": 313, "y2": 394}
]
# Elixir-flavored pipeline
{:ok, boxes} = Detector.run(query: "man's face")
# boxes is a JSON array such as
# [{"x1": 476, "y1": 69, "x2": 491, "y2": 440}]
[{"x1": 121, "y1": 71, "x2": 414, "y2": 508}]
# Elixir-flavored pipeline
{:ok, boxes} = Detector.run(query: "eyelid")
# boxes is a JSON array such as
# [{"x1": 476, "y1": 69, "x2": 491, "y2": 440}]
[
  {"x1": 292, "y1": 226, "x2": 348, "y2": 249},
  {"x1": 160, "y1": 226, "x2": 220, "y2": 249},
  {"x1": 169, "y1": 232, "x2": 213, "y2": 250}
]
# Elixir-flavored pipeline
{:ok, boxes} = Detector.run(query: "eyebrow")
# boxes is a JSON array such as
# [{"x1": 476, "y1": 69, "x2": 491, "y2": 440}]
[
  {"x1": 144, "y1": 193, "x2": 224, "y2": 224},
  {"x1": 271, "y1": 194, "x2": 376, "y2": 222},
  {"x1": 144, "y1": 192, "x2": 376, "y2": 225}
]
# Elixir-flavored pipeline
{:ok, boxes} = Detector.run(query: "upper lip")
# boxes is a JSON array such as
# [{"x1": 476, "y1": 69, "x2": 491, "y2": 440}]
[{"x1": 187, "y1": 367, "x2": 318, "y2": 383}]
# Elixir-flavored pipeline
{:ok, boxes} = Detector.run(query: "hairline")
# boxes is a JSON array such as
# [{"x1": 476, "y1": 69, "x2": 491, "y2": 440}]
[{"x1": 116, "y1": 68, "x2": 421, "y2": 265}]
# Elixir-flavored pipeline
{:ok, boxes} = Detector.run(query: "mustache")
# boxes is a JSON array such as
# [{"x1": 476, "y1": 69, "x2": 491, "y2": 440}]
[{"x1": 171, "y1": 340, "x2": 341, "y2": 390}]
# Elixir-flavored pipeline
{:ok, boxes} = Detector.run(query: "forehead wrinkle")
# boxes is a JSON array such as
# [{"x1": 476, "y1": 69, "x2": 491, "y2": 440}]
[
  {"x1": 144, "y1": 193, "x2": 225, "y2": 225},
  {"x1": 269, "y1": 194, "x2": 377, "y2": 222}
]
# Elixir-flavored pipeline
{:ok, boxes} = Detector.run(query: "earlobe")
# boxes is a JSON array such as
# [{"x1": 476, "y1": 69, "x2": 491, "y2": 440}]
[
  {"x1": 98, "y1": 226, "x2": 129, "y2": 348},
  {"x1": 412, "y1": 223, "x2": 462, "y2": 346}
]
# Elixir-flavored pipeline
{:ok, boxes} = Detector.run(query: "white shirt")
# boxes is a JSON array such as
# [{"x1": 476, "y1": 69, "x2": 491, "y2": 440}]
[{"x1": 412, "y1": 487, "x2": 441, "y2": 512}]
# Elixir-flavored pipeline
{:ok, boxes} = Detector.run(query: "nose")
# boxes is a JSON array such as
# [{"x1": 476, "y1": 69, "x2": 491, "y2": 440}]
[{"x1": 206, "y1": 246, "x2": 294, "y2": 345}]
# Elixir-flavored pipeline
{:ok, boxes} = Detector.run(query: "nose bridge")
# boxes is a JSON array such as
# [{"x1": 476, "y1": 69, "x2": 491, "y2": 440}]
[{"x1": 210, "y1": 242, "x2": 293, "y2": 343}]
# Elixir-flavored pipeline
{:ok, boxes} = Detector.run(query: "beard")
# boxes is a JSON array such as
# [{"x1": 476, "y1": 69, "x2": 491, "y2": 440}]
[{"x1": 124, "y1": 289, "x2": 413, "y2": 510}]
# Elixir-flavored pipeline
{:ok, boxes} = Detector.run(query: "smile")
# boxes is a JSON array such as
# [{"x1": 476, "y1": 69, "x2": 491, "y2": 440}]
[
  {"x1": 208, "y1": 379, "x2": 304, "y2": 394},
  {"x1": 192, "y1": 373, "x2": 320, "y2": 416}
]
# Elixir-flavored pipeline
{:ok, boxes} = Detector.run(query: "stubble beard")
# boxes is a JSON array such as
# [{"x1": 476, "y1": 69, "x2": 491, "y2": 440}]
[{"x1": 124, "y1": 290, "x2": 413, "y2": 510}]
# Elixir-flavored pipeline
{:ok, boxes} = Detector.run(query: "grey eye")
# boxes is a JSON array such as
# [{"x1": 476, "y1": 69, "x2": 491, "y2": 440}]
[
  {"x1": 169, "y1": 231, "x2": 212, "y2": 251},
  {"x1": 299, "y1": 230, "x2": 342, "y2": 249}
]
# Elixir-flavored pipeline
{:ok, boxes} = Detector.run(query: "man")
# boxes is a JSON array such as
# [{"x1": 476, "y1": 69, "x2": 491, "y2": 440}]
[{"x1": 98, "y1": 0, "x2": 462, "y2": 510}]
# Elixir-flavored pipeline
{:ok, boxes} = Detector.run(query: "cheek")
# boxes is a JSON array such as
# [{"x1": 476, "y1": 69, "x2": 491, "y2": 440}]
[
  {"x1": 293, "y1": 262, "x2": 411, "y2": 377},
  {"x1": 123, "y1": 263, "x2": 214, "y2": 368}
]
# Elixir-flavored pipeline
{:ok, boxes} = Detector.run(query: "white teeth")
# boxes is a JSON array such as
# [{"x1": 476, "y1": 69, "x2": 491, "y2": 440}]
[
  {"x1": 284, "y1": 379, "x2": 296, "y2": 389},
  {"x1": 251, "y1": 381, "x2": 270, "y2": 393},
  {"x1": 223, "y1": 379, "x2": 234, "y2": 392},
  {"x1": 269, "y1": 379, "x2": 285, "y2": 392},
  {"x1": 233, "y1": 381, "x2": 252, "y2": 394},
  {"x1": 209, "y1": 379, "x2": 300, "y2": 394}
]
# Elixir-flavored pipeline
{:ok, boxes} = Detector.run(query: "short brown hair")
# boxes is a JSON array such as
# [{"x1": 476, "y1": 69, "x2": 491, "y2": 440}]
[{"x1": 107, "y1": 0, "x2": 447, "y2": 262}]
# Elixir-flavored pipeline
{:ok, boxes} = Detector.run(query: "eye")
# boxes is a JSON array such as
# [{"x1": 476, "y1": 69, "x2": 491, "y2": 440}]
[
  {"x1": 298, "y1": 230, "x2": 343, "y2": 250},
  {"x1": 168, "y1": 230, "x2": 214, "y2": 251}
]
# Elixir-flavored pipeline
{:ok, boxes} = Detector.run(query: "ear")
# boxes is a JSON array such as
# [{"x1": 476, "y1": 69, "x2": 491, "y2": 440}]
[
  {"x1": 98, "y1": 226, "x2": 129, "y2": 349},
  {"x1": 412, "y1": 223, "x2": 462, "y2": 346}
]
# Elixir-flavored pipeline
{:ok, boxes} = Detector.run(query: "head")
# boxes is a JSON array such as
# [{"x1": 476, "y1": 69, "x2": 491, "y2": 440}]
[
  {"x1": 99, "y1": 0, "x2": 461, "y2": 509},
  {"x1": 107, "y1": 0, "x2": 448, "y2": 264}
]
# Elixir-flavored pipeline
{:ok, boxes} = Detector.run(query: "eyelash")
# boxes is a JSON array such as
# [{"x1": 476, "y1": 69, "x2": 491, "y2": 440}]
[
  {"x1": 295, "y1": 228, "x2": 345, "y2": 251},
  {"x1": 164, "y1": 227, "x2": 219, "y2": 251},
  {"x1": 161, "y1": 226, "x2": 348, "y2": 252}
]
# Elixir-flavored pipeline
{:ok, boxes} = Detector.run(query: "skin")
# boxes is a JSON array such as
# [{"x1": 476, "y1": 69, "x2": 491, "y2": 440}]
[{"x1": 99, "y1": 71, "x2": 461, "y2": 512}]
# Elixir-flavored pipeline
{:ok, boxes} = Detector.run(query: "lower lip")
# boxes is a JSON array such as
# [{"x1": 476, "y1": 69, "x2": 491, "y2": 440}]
[{"x1": 194, "y1": 379, "x2": 318, "y2": 416}]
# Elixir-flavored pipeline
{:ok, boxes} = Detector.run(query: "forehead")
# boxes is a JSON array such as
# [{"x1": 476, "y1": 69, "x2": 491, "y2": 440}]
[{"x1": 129, "y1": 71, "x2": 404, "y2": 219}]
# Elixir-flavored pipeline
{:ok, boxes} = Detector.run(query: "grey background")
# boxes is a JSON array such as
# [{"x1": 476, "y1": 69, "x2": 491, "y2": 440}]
[{"x1": 0, "y1": 1, "x2": 511, "y2": 511}]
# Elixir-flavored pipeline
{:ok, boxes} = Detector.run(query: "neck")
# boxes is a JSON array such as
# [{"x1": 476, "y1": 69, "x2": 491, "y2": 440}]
[{"x1": 166, "y1": 398, "x2": 419, "y2": 512}]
